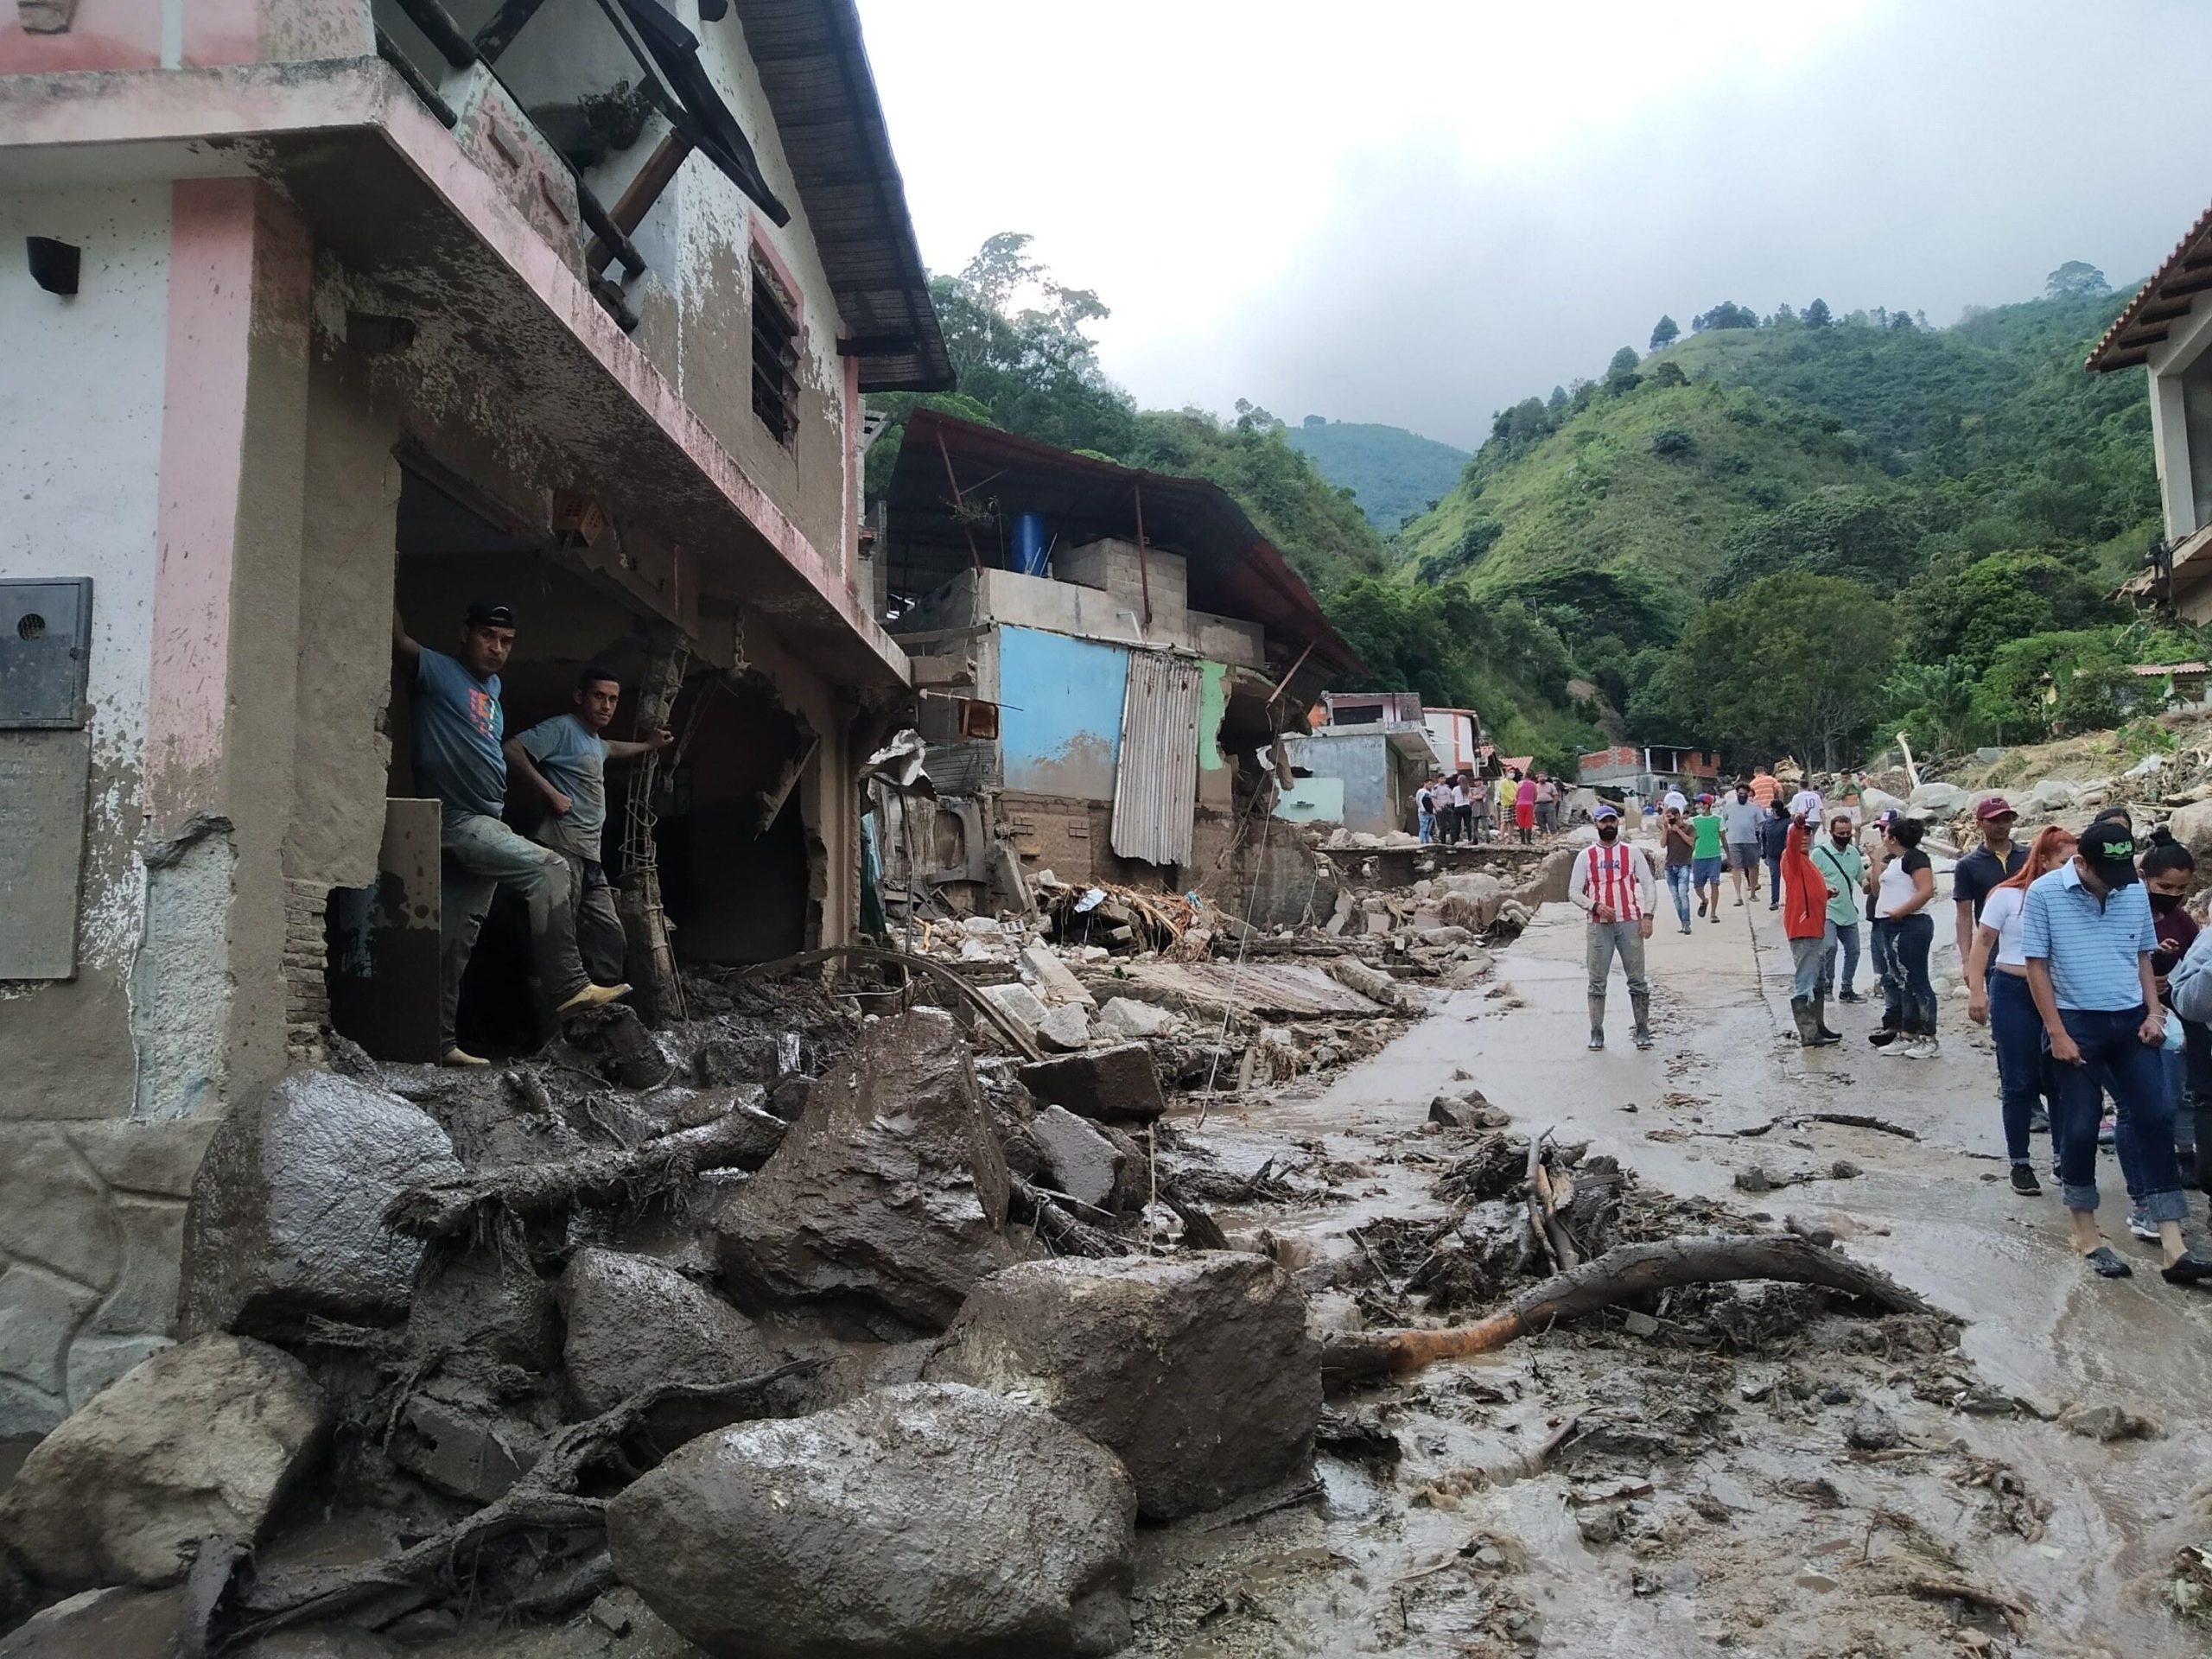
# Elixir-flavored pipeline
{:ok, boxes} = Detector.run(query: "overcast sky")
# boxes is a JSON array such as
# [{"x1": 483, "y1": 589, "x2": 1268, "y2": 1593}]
[{"x1": 853, "y1": 0, "x2": 2212, "y2": 451}]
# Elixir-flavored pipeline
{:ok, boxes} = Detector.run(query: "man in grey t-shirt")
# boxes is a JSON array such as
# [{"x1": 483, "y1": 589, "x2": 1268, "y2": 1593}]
[
  {"x1": 505, "y1": 664, "x2": 672, "y2": 988},
  {"x1": 1720, "y1": 782, "x2": 1765, "y2": 906}
]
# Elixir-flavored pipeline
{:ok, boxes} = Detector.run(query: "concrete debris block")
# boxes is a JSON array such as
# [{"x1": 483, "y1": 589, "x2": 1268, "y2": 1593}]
[
  {"x1": 1018, "y1": 1043, "x2": 1166, "y2": 1124},
  {"x1": 957, "y1": 937, "x2": 1001, "y2": 963},
  {"x1": 1017, "y1": 943, "x2": 1098, "y2": 1010},
  {"x1": 1428, "y1": 1089, "x2": 1509, "y2": 1130},
  {"x1": 1037, "y1": 1002, "x2": 1094, "y2": 1052},
  {"x1": 607, "y1": 1382, "x2": 1136, "y2": 1659},
  {"x1": 560, "y1": 1248, "x2": 778, "y2": 1435},
  {"x1": 1361, "y1": 899, "x2": 1393, "y2": 937},
  {"x1": 1096, "y1": 996, "x2": 1177, "y2": 1039},
  {"x1": 929, "y1": 1254, "x2": 1321, "y2": 1521},
  {"x1": 1325, "y1": 955, "x2": 1403, "y2": 1010},
  {"x1": 177, "y1": 1069, "x2": 463, "y2": 1340},
  {"x1": 0, "y1": 1334, "x2": 329, "y2": 1591},
  {"x1": 961, "y1": 916, "x2": 1004, "y2": 938},
  {"x1": 1418, "y1": 924, "x2": 1473, "y2": 947},
  {"x1": 1325, "y1": 890, "x2": 1356, "y2": 937},
  {"x1": 1029, "y1": 1106, "x2": 1128, "y2": 1214},
  {"x1": 982, "y1": 980, "x2": 1051, "y2": 1032},
  {"x1": 715, "y1": 1009, "x2": 1019, "y2": 1332},
  {"x1": 1906, "y1": 781, "x2": 1968, "y2": 817},
  {"x1": 0, "y1": 1586, "x2": 188, "y2": 1659},
  {"x1": 2060, "y1": 1402, "x2": 2158, "y2": 1442},
  {"x1": 391, "y1": 1385, "x2": 546, "y2": 1503}
]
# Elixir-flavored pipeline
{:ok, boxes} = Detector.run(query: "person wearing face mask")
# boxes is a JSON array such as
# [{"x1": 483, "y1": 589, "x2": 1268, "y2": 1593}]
[
  {"x1": 1660, "y1": 804, "x2": 1698, "y2": 934},
  {"x1": 1567, "y1": 803, "x2": 1657, "y2": 1052},
  {"x1": 1813, "y1": 813, "x2": 1866, "y2": 1004},
  {"x1": 2136, "y1": 830, "x2": 2199, "y2": 1221}
]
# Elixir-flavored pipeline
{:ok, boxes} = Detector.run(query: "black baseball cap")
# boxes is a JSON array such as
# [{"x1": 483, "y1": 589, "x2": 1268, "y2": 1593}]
[
  {"x1": 465, "y1": 600, "x2": 516, "y2": 628},
  {"x1": 2078, "y1": 819, "x2": 2139, "y2": 887}
]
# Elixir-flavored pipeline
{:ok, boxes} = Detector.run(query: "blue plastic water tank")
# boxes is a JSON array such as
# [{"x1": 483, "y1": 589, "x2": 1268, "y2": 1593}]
[{"x1": 1010, "y1": 512, "x2": 1049, "y2": 575}]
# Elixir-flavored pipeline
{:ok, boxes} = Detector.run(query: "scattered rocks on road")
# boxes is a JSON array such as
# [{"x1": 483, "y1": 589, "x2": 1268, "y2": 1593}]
[
  {"x1": 1017, "y1": 1044, "x2": 1167, "y2": 1124},
  {"x1": 607, "y1": 1382, "x2": 1137, "y2": 1659},
  {"x1": 715, "y1": 1009, "x2": 1020, "y2": 1331},
  {"x1": 0, "y1": 1335, "x2": 328, "y2": 1591},
  {"x1": 926, "y1": 1253, "x2": 1320, "y2": 1520}
]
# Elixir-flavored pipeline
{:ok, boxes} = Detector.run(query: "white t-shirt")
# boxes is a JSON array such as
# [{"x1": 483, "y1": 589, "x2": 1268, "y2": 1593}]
[
  {"x1": 1876, "y1": 849, "x2": 1931, "y2": 920},
  {"x1": 1452, "y1": 783, "x2": 1469, "y2": 807},
  {"x1": 1788, "y1": 788, "x2": 1825, "y2": 823},
  {"x1": 1978, "y1": 883, "x2": 2029, "y2": 969}
]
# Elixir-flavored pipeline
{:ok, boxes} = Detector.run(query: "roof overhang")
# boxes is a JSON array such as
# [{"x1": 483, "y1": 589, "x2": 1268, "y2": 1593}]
[
  {"x1": 728, "y1": 0, "x2": 952, "y2": 393},
  {"x1": 885, "y1": 410, "x2": 1365, "y2": 708},
  {"x1": 0, "y1": 57, "x2": 908, "y2": 690},
  {"x1": 2088, "y1": 200, "x2": 2212, "y2": 372}
]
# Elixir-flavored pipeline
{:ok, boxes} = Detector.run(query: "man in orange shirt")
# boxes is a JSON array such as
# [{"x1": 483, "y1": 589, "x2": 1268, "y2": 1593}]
[{"x1": 1750, "y1": 767, "x2": 1779, "y2": 810}]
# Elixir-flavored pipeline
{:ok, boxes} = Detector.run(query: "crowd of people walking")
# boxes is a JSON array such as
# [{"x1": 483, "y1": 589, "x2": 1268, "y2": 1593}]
[{"x1": 1415, "y1": 766, "x2": 1560, "y2": 846}]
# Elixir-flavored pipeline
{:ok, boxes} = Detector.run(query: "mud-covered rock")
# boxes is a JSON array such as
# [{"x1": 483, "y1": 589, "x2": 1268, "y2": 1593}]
[
  {"x1": 1095, "y1": 997, "x2": 1175, "y2": 1040},
  {"x1": 1016, "y1": 1044, "x2": 1166, "y2": 1125},
  {"x1": 390, "y1": 1382, "x2": 548, "y2": 1503},
  {"x1": 232, "y1": 1628, "x2": 404, "y2": 1658},
  {"x1": 0, "y1": 1586, "x2": 187, "y2": 1658},
  {"x1": 608, "y1": 1382, "x2": 1135, "y2": 1659},
  {"x1": 407, "y1": 1241, "x2": 560, "y2": 1370},
  {"x1": 560, "y1": 1248, "x2": 779, "y2": 1439},
  {"x1": 1029, "y1": 1105, "x2": 1126, "y2": 1213},
  {"x1": 0, "y1": 1335, "x2": 328, "y2": 1590},
  {"x1": 927, "y1": 1253, "x2": 1320, "y2": 1520},
  {"x1": 1036, "y1": 1003, "x2": 1093, "y2": 1052},
  {"x1": 177, "y1": 1069, "x2": 463, "y2": 1339},
  {"x1": 715, "y1": 1010, "x2": 1020, "y2": 1332}
]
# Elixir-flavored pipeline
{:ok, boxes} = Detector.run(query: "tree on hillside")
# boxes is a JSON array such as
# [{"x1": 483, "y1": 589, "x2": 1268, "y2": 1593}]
[
  {"x1": 1546, "y1": 385, "x2": 1569, "y2": 416},
  {"x1": 1692, "y1": 301, "x2": 1758, "y2": 331},
  {"x1": 1604, "y1": 346, "x2": 1643, "y2": 394},
  {"x1": 1677, "y1": 574, "x2": 1896, "y2": 766},
  {"x1": 1649, "y1": 315, "x2": 1680, "y2": 351},
  {"x1": 1233, "y1": 398, "x2": 1282, "y2": 433},
  {"x1": 1707, "y1": 486, "x2": 1924, "y2": 596},
  {"x1": 1302, "y1": 414, "x2": 1326, "y2": 427},
  {"x1": 1897, "y1": 550, "x2": 2120, "y2": 676},
  {"x1": 1803, "y1": 297, "x2": 1833, "y2": 328},
  {"x1": 2045, "y1": 261, "x2": 2111, "y2": 301}
]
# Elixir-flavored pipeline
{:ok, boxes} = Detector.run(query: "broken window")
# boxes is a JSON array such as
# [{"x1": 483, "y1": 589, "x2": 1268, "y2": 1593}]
[{"x1": 751, "y1": 257, "x2": 801, "y2": 445}]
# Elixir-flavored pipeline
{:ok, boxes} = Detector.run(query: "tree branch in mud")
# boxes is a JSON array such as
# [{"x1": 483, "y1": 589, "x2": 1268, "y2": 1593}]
[
  {"x1": 739, "y1": 943, "x2": 1047, "y2": 1061},
  {"x1": 383, "y1": 1105, "x2": 788, "y2": 1238},
  {"x1": 1011, "y1": 1177, "x2": 1131, "y2": 1257},
  {"x1": 221, "y1": 1364, "x2": 816, "y2": 1647},
  {"x1": 1319, "y1": 1234, "x2": 1944, "y2": 1387}
]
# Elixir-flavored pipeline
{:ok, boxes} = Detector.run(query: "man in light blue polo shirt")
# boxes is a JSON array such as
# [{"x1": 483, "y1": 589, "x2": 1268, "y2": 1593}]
[{"x1": 2022, "y1": 817, "x2": 2210, "y2": 1287}]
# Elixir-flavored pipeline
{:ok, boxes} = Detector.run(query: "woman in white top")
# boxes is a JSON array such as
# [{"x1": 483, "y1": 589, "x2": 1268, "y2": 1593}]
[{"x1": 1965, "y1": 826, "x2": 2077, "y2": 1195}]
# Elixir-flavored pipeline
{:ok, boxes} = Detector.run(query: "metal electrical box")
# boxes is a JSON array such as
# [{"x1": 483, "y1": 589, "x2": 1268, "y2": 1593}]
[{"x1": 0, "y1": 579, "x2": 92, "y2": 728}]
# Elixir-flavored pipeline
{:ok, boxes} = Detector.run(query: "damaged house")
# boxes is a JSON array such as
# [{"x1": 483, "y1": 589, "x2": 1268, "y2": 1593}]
[
  {"x1": 0, "y1": 0, "x2": 948, "y2": 1429},
  {"x1": 874, "y1": 408, "x2": 1363, "y2": 912}
]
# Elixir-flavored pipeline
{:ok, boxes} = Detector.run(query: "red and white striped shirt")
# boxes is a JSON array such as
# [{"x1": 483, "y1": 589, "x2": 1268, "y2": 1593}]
[{"x1": 1573, "y1": 841, "x2": 1650, "y2": 922}]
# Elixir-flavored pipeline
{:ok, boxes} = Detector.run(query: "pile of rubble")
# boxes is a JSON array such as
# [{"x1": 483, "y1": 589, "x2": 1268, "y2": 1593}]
[{"x1": 0, "y1": 983, "x2": 1340, "y2": 1658}]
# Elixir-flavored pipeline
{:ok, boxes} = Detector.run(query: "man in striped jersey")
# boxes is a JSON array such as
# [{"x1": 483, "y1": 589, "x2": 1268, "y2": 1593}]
[{"x1": 1569, "y1": 803, "x2": 1658, "y2": 1052}]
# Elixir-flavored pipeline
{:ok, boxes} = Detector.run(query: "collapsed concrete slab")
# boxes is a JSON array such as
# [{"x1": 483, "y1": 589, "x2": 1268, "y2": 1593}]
[
  {"x1": 176, "y1": 1071, "x2": 463, "y2": 1339},
  {"x1": 0, "y1": 1335, "x2": 329, "y2": 1591},
  {"x1": 1028, "y1": 1105, "x2": 1128, "y2": 1214},
  {"x1": 714, "y1": 1009, "x2": 1020, "y2": 1331},
  {"x1": 1016, "y1": 1044, "x2": 1166, "y2": 1125},
  {"x1": 1016, "y1": 943, "x2": 1097, "y2": 1010},
  {"x1": 607, "y1": 1382, "x2": 1137, "y2": 1659},
  {"x1": 559, "y1": 1248, "x2": 779, "y2": 1439},
  {"x1": 925, "y1": 1253, "x2": 1321, "y2": 1521}
]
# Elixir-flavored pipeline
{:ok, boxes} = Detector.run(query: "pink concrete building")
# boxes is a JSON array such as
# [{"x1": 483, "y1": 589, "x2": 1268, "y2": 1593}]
[{"x1": 0, "y1": 0, "x2": 946, "y2": 1427}]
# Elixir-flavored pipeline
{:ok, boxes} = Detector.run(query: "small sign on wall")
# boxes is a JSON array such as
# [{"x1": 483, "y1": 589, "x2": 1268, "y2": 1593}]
[
  {"x1": 0, "y1": 581, "x2": 93, "y2": 978},
  {"x1": 0, "y1": 578, "x2": 92, "y2": 728}
]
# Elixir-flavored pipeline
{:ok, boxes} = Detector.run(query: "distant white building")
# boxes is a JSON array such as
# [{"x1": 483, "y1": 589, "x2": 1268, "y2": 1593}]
[{"x1": 2089, "y1": 204, "x2": 2212, "y2": 620}]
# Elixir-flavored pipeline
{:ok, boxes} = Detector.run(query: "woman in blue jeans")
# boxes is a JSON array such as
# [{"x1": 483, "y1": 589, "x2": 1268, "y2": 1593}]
[
  {"x1": 1872, "y1": 817, "x2": 1939, "y2": 1057},
  {"x1": 1966, "y1": 827, "x2": 2075, "y2": 1195}
]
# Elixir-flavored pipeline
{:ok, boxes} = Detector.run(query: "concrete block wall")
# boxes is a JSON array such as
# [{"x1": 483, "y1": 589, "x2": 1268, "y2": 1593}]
[{"x1": 1055, "y1": 538, "x2": 1189, "y2": 643}]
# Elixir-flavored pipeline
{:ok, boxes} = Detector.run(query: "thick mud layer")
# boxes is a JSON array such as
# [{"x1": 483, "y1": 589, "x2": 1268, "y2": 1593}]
[{"x1": 1125, "y1": 899, "x2": 2212, "y2": 1657}]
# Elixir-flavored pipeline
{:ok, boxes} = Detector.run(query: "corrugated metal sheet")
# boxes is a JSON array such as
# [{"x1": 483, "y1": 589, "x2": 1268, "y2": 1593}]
[{"x1": 1110, "y1": 651, "x2": 1203, "y2": 867}]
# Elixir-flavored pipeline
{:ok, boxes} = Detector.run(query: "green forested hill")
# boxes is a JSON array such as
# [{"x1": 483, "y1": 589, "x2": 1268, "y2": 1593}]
[
  {"x1": 1281, "y1": 419, "x2": 1470, "y2": 531},
  {"x1": 1382, "y1": 284, "x2": 2173, "y2": 770}
]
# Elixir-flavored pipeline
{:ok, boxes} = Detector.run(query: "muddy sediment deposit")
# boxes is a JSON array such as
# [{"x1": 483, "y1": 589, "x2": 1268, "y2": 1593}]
[{"x1": 0, "y1": 882, "x2": 2205, "y2": 1657}]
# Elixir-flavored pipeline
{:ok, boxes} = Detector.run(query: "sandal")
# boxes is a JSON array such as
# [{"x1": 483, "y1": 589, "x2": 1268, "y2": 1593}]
[
  {"x1": 2083, "y1": 1246, "x2": 2133, "y2": 1279},
  {"x1": 2162, "y1": 1252, "x2": 2212, "y2": 1285}
]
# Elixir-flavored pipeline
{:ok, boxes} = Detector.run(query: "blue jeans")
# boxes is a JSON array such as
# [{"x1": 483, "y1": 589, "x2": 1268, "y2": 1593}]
[
  {"x1": 1986, "y1": 970, "x2": 2045, "y2": 1166},
  {"x1": 1418, "y1": 810, "x2": 1434, "y2": 843},
  {"x1": 1821, "y1": 920, "x2": 1860, "y2": 996},
  {"x1": 1869, "y1": 919, "x2": 1897, "y2": 1028},
  {"x1": 2050, "y1": 1006, "x2": 2186, "y2": 1223},
  {"x1": 1874, "y1": 913, "x2": 1936, "y2": 1036},
  {"x1": 1764, "y1": 851, "x2": 1783, "y2": 904},
  {"x1": 1664, "y1": 863, "x2": 1694, "y2": 926}
]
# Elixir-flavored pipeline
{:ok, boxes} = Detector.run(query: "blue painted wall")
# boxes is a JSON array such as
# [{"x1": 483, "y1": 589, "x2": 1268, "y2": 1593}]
[{"x1": 999, "y1": 626, "x2": 1128, "y2": 800}]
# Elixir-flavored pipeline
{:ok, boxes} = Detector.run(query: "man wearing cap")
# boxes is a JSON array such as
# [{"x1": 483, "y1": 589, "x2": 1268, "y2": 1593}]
[
  {"x1": 394, "y1": 605, "x2": 628, "y2": 1066},
  {"x1": 2022, "y1": 820, "x2": 2212, "y2": 1286},
  {"x1": 1953, "y1": 797, "x2": 2025, "y2": 964},
  {"x1": 1567, "y1": 803, "x2": 1656, "y2": 1051}
]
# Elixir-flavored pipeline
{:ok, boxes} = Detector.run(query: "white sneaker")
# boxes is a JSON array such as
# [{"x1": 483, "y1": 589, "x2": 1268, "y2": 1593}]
[
  {"x1": 1879, "y1": 1035, "x2": 1914, "y2": 1058},
  {"x1": 1911, "y1": 1035, "x2": 1939, "y2": 1060}
]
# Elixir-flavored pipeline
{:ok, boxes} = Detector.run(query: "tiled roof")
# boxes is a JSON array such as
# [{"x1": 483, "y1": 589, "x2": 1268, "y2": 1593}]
[{"x1": 2086, "y1": 200, "x2": 2212, "y2": 372}]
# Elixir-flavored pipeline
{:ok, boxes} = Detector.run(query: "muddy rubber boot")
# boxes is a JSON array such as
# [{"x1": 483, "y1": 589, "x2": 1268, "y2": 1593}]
[
  {"x1": 1814, "y1": 994, "x2": 1841, "y2": 1044},
  {"x1": 1789, "y1": 996, "x2": 1821, "y2": 1047},
  {"x1": 1587, "y1": 995, "x2": 1606, "y2": 1051},
  {"x1": 1630, "y1": 988, "x2": 1654, "y2": 1050}
]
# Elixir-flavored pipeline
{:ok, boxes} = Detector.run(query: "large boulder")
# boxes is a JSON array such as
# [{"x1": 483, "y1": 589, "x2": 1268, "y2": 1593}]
[
  {"x1": 925, "y1": 1253, "x2": 1320, "y2": 1521},
  {"x1": 1860, "y1": 786, "x2": 1905, "y2": 820},
  {"x1": 178, "y1": 1069, "x2": 462, "y2": 1338},
  {"x1": 2027, "y1": 778, "x2": 2078, "y2": 813},
  {"x1": 1027, "y1": 1106, "x2": 1132, "y2": 1214},
  {"x1": 2171, "y1": 798, "x2": 2212, "y2": 864},
  {"x1": 0, "y1": 1335, "x2": 328, "y2": 1591},
  {"x1": 1906, "y1": 781, "x2": 1969, "y2": 817},
  {"x1": 1016, "y1": 1045, "x2": 1166, "y2": 1125},
  {"x1": 0, "y1": 1587, "x2": 187, "y2": 1659},
  {"x1": 607, "y1": 1382, "x2": 1136, "y2": 1659},
  {"x1": 714, "y1": 1010, "x2": 1020, "y2": 1332},
  {"x1": 560, "y1": 1248, "x2": 778, "y2": 1438},
  {"x1": 1515, "y1": 845, "x2": 1578, "y2": 907}
]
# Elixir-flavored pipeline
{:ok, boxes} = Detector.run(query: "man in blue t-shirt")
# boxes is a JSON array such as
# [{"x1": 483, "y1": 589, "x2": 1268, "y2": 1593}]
[
  {"x1": 394, "y1": 603, "x2": 628, "y2": 1065},
  {"x1": 505, "y1": 664, "x2": 672, "y2": 988}
]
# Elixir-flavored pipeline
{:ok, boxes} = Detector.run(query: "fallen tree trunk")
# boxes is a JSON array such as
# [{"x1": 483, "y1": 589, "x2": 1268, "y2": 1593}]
[
  {"x1": 385, "y1": 1106, "x2": 788, "y2": 1238},
  {"x1": 1320, "y1": 1234, "x2": 1942, "y2": 1387},
  {"x1": 221, "y1": 1366, "x2": 813, "y2": 1647}
]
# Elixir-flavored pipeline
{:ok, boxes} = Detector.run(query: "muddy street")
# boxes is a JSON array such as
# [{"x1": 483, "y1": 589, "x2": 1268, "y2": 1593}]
[{"x1": 1131, "y1": 893, "x2": 2212, "y2": 1658}]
